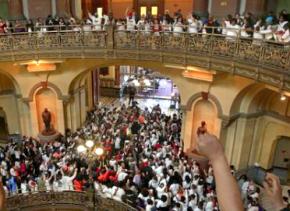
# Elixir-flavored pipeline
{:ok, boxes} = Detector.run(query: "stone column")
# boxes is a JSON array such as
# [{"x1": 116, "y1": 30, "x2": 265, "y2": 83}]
[
  {"x1": 92, "y1": 69, "x2": 100, "y2": 106},
  {"x1": 28, "y1": 101, "x2": 39, "y2": 137},
  {"x1": 56, "y1": 99, "x2": 65, "y2": 134},
  {"x1": 180, "y1": 106, "x2": 187, "y2": 151},
  {"x1": 193, "y1": 0, "x2": 209, "y2": 17},
  {"x1": 62, "y1": 96, "x2": 72, "y2": 131},
  {"x1": 181, "y1": 105, "x2": 194, "y2": 153},
  {"x1": 73, "y1": 91, "x2": 81, "y2": 129},
  {"x1": 239, "y1": 0, "x2": 247, "y2": 15},
  {"x1": 74, "y1": 0, "x2": 83, "y2": 19},
  {"x1": 51, "y1": 0, "x2": 57, "y2": 16},
  {"x1": 80, "y1": 87, "x2": 87, "y2": 124},
  {"x1": 208, "y1": 0, "x2": 212, "y2": 14},
  {"x1": 245, "y1": 0, "x2": 267, "y2": 16},
  {"x1": 18, "y1": 99, "x2": 32, "y2": 136},
  {"x1": 108, "y1": 0, "x2": 112, "y2": 13},
  {"x1": 8, "y1": 0, "x2": 24, "y2": 20},
  {"x1": 114, "y1": 66, "x2": 120, "y2": 87},
  {"x1": 87, "y1": 71, "x2": 94, "y2": 109},
  {"x1": 22, "y1": 0, "x2": 29, "y2": 19}
]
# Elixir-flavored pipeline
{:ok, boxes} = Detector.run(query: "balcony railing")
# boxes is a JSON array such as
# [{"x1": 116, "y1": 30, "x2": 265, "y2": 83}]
[
  {"x1": 0, "y1": 25, "x2": 289, "y2": 90},
  {"x1": 6, "y1": 190, "x2": 136, "y2": 211}
]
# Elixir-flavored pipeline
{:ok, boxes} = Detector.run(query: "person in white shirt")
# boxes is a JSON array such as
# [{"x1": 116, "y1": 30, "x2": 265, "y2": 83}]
[
  {"x1": 260, "y1": 17, "x2": 274, "y2": 41},
  {"x1": 60, "y1": 168, "x2": 77, "y2": 191},
  {"x1": 222, "y1": 15, "x2": 232, "y2": 36},
  {"x1": 156, "y1": 195, "x2": 168, "y2": 209},
  {"x1": 137, "y1": 15, "x2": 146, "y2": 30},
  {"x1": 173, "y1": 17, "x2": 184, "y2": 36},
  {"x1": 20, "y1": 180, "x2": 28, "y2": 195},
  {"x1": 205, "y1": 197, "x2": 214, "y2": 211},
  {"x1": 226, "y1": 18, "x2": 240, "y2": 40},
  {"x1": 126, "y1": 16, "x2": 136, "y2": 31},
  {"x1": 280, "y1": 24, "x2": 290, "y2": 43},
  {"x1": 111, "y1": 185, "x2": 125, "y2": 202},
  {"x1": 88, "y1": 12, "x2": 102, "y2": 31},
  {"x1": 187, "y1": 14, "x2": 199, "y2": 34}
]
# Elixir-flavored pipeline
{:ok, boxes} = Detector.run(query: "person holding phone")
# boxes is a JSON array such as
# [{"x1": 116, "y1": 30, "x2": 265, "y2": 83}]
[{"x1": 261, "y1": 173, "x2": 289, "y2": 211}]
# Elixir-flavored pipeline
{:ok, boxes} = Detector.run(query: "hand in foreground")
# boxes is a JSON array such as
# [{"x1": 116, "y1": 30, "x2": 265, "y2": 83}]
[
  {"x1": 262, "y1": 173, "x2": 286, "y2": 211},
  {"x1": 196, "y1": 133, "x2": 224, "y2": 162}
]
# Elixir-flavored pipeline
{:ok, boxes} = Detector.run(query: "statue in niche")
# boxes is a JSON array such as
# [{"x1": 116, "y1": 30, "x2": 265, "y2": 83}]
[
  {"x1": 39, "y1": 108, "x2": 58, "y2": 141},
  {"x1": 42, "y1": 108, "x2": 53, "y2": 133},
  {"x1": 197, "y1": 121, "x2": 207, "y2": 136}
]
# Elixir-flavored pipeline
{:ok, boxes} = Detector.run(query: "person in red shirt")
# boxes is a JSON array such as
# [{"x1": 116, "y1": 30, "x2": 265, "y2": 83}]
[
  {"x1": 0, "y1": 19, "x2": 7, "y2": 34},
  {"x1": 73, "y1": 176, "x2": 83, "y2": 192}
]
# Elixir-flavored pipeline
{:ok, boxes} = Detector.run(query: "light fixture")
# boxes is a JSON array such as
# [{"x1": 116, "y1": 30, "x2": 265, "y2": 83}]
[
  {"x1": 95, "y1": 147, "x2": 104, "y2": 156},
  {"x1": 164, "y1": 64, "x2": 186, "y2": 70},
  {"x1": 280, "y1": 95, "x2": 286, "y2": 101},
  {"x1": 77, "y1": 145, "x2": 87, "y2": 153},
  {"x1": 85, "y1": 140, "x2": 94, "y2": 148}
]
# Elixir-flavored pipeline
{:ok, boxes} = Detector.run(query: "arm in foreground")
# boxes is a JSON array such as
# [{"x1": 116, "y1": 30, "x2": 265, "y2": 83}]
[
  {"x1": 0, "y1": 179, "x2": 6, "y2": 211},
  {"x1": 196, "y1": 134, "x2": 243, "y2": 211}
]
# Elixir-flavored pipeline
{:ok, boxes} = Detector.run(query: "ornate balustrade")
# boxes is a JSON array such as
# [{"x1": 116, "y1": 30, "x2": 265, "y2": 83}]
[
  {"x1": 0, "y1": 27, "x2": 290, "y2": 91},
  {"x1": 6, "y1": 190, "x2": 136, "y2": 211}
]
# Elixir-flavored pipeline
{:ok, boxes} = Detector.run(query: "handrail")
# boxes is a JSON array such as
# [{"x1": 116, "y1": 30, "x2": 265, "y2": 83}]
[
  {"x1": 0, "y1": 24, "x2": 288, "y2": 43},
  {"x1": 6, "y1": 190, "x2": 137, "y2": 211}
]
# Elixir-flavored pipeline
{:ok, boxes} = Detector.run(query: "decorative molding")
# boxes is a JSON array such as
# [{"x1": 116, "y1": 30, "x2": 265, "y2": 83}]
[
  {"x1": 27, "y1": 81, "x2": 63, "y2": 102},
  {"x1": 185, "y1": 92, "x2": 224, "y2": 118},
  {"x1": 224, "y1": 110, "x2": 290, "y2": 127}
]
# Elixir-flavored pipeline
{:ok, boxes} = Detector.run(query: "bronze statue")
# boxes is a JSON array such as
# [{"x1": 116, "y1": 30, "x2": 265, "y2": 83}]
[
  {"x1": 42, "y1": 108, "x2": 51, "y2": 132},
  {"x1": 197, "y1": 121, "x2": 207, "y2": 136}
]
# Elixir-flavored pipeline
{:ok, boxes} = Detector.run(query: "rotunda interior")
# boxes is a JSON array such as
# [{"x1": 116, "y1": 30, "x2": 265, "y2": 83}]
[{"x1": 0, "y1": 0, "x2": 289, "y2": 211}]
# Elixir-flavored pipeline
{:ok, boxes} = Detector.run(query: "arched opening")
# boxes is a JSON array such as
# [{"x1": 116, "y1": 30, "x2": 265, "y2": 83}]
[
  {"x1": 272, "y1": 137, "x2": 290, "y2": 184},
  {"x1": 225, "y1": 85, "x2": 290, "y2": 169},
  {"x1": 0, "y1": 72, "x2": 20, "y2": 136},
  {"x1": 35, "y1": 88, "x2": 58, "y2": 133},
  {"x1": 0, "y1": 107, "x2": 8, "y2": 140},
  {"x1": 67, "y1": 64, "x2": 181, "y2": 130},
  {"x1": 191, "y1": 99, "x2": 220, "y2": 149}
]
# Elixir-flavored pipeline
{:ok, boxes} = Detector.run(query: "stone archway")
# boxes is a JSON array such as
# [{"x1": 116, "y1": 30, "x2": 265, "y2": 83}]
[
  {"x1": 182, "y1": 92, "x2": 223, "y2": 152},
  {"x1": 28, "y1": 82, "x2": 65, "y2": 136}
]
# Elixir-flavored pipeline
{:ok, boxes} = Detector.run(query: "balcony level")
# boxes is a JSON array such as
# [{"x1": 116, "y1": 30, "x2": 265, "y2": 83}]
[{"x1": 0, "y1": 26, "x2": 289, "y2": 92}]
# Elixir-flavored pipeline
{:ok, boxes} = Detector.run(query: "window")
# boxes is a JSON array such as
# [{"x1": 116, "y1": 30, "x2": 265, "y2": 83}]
[
  {"x1": 140, "y1": 6, "x2": 147, "y2": 16},
  {"x1": 97, "y1": 7, "x2": 103, "y2": 17},
  {"x1": 151, "y1": 6, "x2": 158, "y2": 16}
]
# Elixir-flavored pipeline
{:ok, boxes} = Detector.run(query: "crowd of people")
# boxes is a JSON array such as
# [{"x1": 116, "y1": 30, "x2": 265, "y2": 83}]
[
  {"x1": 0, "y1": 100, "x2": 289, "y2": 211},
  {"x1": 0, "y1": 8, "x2": 290, "y2": 43}
]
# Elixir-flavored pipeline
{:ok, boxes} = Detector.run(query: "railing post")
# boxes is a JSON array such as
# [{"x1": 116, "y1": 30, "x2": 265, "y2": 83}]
[{"x1": 106, "y1": 24, "x2": 114, "y2": 49}]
